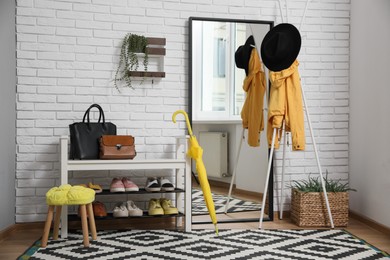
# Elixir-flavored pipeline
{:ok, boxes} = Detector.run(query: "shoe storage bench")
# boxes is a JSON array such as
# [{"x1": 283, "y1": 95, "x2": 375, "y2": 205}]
[{"x1": 60, "y1": 135, "x2": 192, "y2": 238}]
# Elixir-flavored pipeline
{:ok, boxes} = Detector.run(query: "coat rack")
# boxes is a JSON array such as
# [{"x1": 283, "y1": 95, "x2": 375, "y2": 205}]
[
  {"x1": 225, "y1": 0, "x2": 334, "y2": 229},
  {"x1": 259, "y1": 86, "x2": 334, "y2": 229},
  {"x1": 259, "y1": 0, "x2": 334, "y2": 229}
]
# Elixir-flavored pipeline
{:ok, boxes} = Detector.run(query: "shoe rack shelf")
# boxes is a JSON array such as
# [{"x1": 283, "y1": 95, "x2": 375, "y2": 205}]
[
  {"x1": 60, "y1": 135, "x2": 192, "y2": 238},
  {"x1": 68, "y1": 212, "x2": 185, "y2": 221},
  {"x1": 98, "y1": 188, "x2": 185, "y2": 195}
]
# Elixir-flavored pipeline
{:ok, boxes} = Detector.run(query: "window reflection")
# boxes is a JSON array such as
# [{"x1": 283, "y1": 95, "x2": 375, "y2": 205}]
[
  {"x1": 234, "y1": 24, "x2": 247, "y2": 116},
  {"x1": 200, "y1": 21, "x2": 227, "y2": 113},
  {"x1": 192, "y1": 20, "x2": 268, "y2": 121},
  {"x1": 196, "y1": 21, "x2": 247, "y2": 117}
]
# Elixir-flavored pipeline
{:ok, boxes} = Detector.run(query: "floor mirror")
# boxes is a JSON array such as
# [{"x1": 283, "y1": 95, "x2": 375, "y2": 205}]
[{"x1": 188, "y1": 17, "x2": 274, "y2": 224}]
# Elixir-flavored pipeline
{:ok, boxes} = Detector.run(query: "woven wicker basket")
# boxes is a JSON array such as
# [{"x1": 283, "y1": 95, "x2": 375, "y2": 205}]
[{"x1": 291, "y1": 188, "x2": 349, "y2": 227}]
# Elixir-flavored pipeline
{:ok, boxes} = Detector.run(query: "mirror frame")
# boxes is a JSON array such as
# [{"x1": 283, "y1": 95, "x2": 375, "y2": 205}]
[{"x1": 188, "y1": 17, "x2": 274, "y2": 223}]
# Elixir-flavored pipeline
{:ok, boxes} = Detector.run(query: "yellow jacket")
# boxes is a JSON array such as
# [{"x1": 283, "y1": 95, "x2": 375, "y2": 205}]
[
  {"x1": 241, "y1": 48, "x2": 266, "y2": 147},
  {"x1": 267, "y1": 60, "x2": 305, "y2": 151}
]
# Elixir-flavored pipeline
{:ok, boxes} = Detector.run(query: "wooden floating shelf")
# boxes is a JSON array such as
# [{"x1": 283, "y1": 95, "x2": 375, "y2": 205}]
[
  {"x1": 129, "y1": 37, "x2": 166, "y2": 78},
  {"x1": 146, "y1": 37, "x2": 166, "y2": 56},
  {"x1": 146, "y1": 47, "x2": 165, "y2": 55},
  {"x1": 146, "y1": 37, "x2": 166, "y2": 45},
  {"x1": 128, "y1": 71, "x2": 165, "y2": 78}
]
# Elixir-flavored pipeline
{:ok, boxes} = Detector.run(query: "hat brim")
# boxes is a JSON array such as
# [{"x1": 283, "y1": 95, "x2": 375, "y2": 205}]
[{"x1": 260, "y1": 23, "x2": 301, "y2": 72}]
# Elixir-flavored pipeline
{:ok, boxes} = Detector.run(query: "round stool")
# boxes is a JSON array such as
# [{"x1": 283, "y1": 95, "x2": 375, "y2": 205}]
[{"x1": 41, "y1": 184, "x2": 97, "y2": 248}]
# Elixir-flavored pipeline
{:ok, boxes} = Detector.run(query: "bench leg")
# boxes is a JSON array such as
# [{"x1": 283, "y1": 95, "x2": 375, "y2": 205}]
[
  {"x1": 52, "y1": 206, "x2": 62, "y2": 240},
  {"x1": 80, "y1": 204, "x2": 89, "y2": 247},
  {"x1": 41, "y1": 205, "x2": 55, "y2": 248},
  {"x1": 87, "y1": 203, "x2": 97, "y2": 240}
]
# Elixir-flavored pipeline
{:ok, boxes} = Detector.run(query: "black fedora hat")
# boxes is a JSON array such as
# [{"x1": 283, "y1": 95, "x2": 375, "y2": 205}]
[
  {"x1": 235, "y1": 35, "x2": 255, "y2": 75},
  {"x1": 260, "y1": 23, "x2": 301, "y2": 72}
]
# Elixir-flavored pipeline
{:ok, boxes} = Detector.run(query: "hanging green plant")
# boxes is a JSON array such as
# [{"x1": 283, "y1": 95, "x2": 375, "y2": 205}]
[{"x1": 114, "y1": 33, "x2": 149, "y2": 90}]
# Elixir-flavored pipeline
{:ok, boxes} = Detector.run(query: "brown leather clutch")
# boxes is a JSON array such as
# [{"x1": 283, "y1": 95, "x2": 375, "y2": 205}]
[{"x1": 99, "y1": 135, "x2": 136, "y2": 160}]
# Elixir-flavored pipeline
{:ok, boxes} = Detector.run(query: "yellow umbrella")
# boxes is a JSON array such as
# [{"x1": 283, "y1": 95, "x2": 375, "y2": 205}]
[{"x1": 172, "y1": 110, "x2": 218, "y2": 235}]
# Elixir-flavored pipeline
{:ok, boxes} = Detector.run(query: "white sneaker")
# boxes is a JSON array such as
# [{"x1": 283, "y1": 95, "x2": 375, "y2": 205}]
[
  {"x1": 126, "y1": 200, "x2": 143, "y2": 216},
  {"x1": 113, "y1": 202, "x2": 128, "y2": 218},
  {"x1": 159, "y1": 177, "x2": 175, "y2": 192}
]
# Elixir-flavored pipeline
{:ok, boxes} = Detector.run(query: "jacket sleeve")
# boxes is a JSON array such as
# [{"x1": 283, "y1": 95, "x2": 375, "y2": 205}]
[
  {"x1": 242, "y1": 50, "x2": 266, "y2": 147},
  {"x1": 267, "y1": 72, "x2": 285, "y2": 149}
]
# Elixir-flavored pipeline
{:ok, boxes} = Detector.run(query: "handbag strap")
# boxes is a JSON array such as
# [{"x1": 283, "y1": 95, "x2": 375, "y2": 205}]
[{"x1": 82, "y1": 104, "x2": 105, "y2": 125}]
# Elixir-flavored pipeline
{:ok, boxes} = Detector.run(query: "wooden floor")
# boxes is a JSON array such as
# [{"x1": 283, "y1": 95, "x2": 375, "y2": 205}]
[{"x1": 1, "y1": 183, "x2": 389, "y2": 259}]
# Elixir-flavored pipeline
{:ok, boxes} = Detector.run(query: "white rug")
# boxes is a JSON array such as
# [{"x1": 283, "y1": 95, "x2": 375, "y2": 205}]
[{"x1": 24, "y1": 229, "x2": 389, "y2": 260}]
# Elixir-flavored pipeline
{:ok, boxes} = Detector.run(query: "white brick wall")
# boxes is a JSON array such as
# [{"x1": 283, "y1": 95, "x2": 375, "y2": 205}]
[{"x1": 15, "y1": 0, "x2": 350, "y2": 222}]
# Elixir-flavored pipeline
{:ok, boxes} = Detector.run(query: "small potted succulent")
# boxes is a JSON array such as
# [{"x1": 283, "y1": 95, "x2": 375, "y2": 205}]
[
  {"x1": 114, "y1": 33, "x2": 148, "y2": 90},
  {"x1": 290, "y1": 171, "x2": 356, "y2": 227}
]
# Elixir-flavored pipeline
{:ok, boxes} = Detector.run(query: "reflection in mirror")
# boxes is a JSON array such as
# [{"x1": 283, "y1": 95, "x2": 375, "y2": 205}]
[{"x1": 189, "y1": 17, "x2": 274, "y2": 225}]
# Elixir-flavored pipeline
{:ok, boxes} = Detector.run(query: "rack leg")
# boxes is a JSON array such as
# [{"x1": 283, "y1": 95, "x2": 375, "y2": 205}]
[
  {"x1": 259, "y1": 128, "x2": 277, "y2": 229},
  {"x1": 60, "y1": 137, "x2": 69, "y2": 238},
  {"x1": 280, "y1": 121, "x2": 287, "y2": 219},
  {"x1": 301, "y1": 83, "x2": 334, "y2": 228},
  {"x1": 224, "y1": 128, "x2": 245, "y2": 213}
]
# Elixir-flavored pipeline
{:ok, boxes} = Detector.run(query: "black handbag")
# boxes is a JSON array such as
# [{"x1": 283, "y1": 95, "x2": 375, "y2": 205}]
[{"x1": 69, "y1": 104, "x2": 117, "y2": 159}]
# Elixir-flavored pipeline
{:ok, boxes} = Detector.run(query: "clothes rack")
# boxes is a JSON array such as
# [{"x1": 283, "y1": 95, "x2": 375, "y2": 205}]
[
  {"x1": 224, "y1": 39, "x2": 269, "y2": 214},
  {"x1": 258, "y1": 72, "x2": 335, "y2": 229},
  {"x1": 226, "y1": 0, "x2": 333, "y2": 229}
]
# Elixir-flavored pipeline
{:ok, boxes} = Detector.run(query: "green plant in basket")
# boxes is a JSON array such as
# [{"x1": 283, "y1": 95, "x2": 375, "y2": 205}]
[
  {"x1": 291, "y1": 170, "x2": 356, "y2": 193},
  {"x1": 114, "y1": 33, "x2": 149, "y2": 90},
  {"x1": 290, "y1": 170, "x2": 354, "y2": 227}
]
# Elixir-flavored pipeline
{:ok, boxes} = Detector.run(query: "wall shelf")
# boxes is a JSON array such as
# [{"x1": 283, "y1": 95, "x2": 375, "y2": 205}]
[
  {"x1": 127, "y1": 71, "x2": 165, "y2": 78},
  {"x1": 146, "y1": 37, "x2": 166, "y2": 55},
  {"x1": 127, "y1": 37, "x2": 166, "y2": 78}
]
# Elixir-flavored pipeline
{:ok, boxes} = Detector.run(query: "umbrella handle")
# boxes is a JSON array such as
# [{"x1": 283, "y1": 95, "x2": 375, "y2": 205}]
[{"x1": 172, "y1": 110, "x2": 193, "y2": 136}]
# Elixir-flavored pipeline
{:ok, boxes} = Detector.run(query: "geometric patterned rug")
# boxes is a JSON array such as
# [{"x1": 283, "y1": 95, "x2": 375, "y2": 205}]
[
  {"x1": 192, "y1": 189, "x2": 261, "y2": 215},
  {"x1": 20, "y1": 229, "x2": 389, "y2": 259}
]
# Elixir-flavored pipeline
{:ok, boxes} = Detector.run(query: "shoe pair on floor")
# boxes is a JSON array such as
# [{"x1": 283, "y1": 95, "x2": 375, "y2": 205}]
[
  {"x1": 145, "y1": 177, "x2": 174, "y2": 192},
  {"x1": 148, "y1": 198, "x2": 178, "y2": 215},
  {"x1": 110, "y1": 177, "x2": 139, "y2": 192},
  {"x1": 113, "y1": 200, "x2": 143, "y2": 217}
]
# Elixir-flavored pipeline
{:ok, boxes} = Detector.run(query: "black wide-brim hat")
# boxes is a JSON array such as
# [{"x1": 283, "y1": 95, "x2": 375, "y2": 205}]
[
  {"x1": 260, "y1": 23, "x2": 301, "y2": 72},
  {"x1": 235, "y1": 35, "x2": 255, "y2": 75}
]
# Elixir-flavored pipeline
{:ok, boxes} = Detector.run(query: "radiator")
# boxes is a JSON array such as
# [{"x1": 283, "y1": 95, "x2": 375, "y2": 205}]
[{"x1": 198, "y1": 132, "x2": 228, "y2": 178}]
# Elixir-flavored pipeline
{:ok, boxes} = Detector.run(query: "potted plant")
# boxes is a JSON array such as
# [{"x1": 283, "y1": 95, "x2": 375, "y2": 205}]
[
  {"x1": 290, "y1": 171, "x2": 356, "y2": 227},
  {"x1": 114, "y1": 33, "x2": 149, "y2": 90}
]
